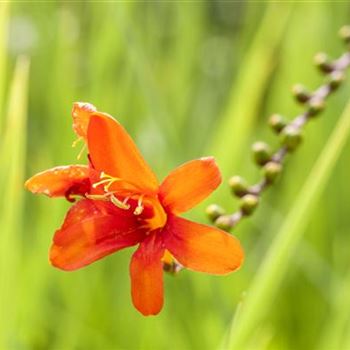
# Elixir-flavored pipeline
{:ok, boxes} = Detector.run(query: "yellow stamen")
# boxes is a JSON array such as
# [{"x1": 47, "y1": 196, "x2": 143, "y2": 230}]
[
  {"x1": 92, "y1": 172, "x2": 123, "y2": 192},
  {"x1": 72, "y1": 137, "x2": 87, "y2": 160},
  {"x1": 92, "y1": 178, "x2": 113, "y2": 189},
  {"x1": 77, "y1": 143, "x2": 87, "y2": 160},
  {"x1": 133, "y1": 195, "x2": 144, "y2": 216},
  {"x1": 72, "y1": 136, "x2": 83, "y2": 148},
  {"x1": 104, "y1": 179, "x2": 122, "y2": 192},
  {"x1": 111, "y1": 195, "x2": 130, "y2": 209},
  {"x1": 90, "y1": 172, "x2": 147, "y2": 212},
  {"x1": 85, "y1": 193, "x2": 110, "y2": 201}
]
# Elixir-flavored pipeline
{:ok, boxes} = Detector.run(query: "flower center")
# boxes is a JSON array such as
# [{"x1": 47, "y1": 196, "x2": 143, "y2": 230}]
[{"x1": 87, "y1": 172, "x2": 167, "y2": 230}]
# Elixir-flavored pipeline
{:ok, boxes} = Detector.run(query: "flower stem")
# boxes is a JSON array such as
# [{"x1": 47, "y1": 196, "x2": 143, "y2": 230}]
[
  {"x1": 225, "y1": 97, "x2": 350, "y2": 349},
  {"x1": 208, "y1": 27, "x2": 350, "y2": 231}
]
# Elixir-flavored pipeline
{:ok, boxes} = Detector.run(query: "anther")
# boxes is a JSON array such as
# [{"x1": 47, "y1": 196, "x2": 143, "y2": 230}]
[
  {"x1": 111, "y1": 195, "x2": 131, "y2": 210},
  {"x1": 85, "y1": 193, "x2": 110, "y2": 201},
  {"x1": 134, "y1": 196, "x2": 144, "y2": 215},
  {"x1": 134, "y1": 206, "x2": 144, "y2": 215},
  {"x1": 92, "y1": 173, "x2": 122, "y2": 191}
]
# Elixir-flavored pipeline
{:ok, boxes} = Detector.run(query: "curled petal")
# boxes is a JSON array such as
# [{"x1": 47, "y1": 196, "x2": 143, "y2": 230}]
[
  {"x1": 25, "y1": 165, "x2": 91, "y2": 200},
  {"x1": 163, "y1": 215, "x2": 244, "y2": 275},
  {"x1": 50, "y1": 199, "x2": 145, "y2": 271},
  {"x1": 130, "y1": 233, "x2": 164, "y2": 316},
  {"x1": 72, "y1": 102, "x2": 97, "y2": 140},
  {"x1": 159, "y1": 157, "x2": 221, "y2": 214},
  {"x1": 87, "y1": 113, "x2": 158, "y2": 193}
]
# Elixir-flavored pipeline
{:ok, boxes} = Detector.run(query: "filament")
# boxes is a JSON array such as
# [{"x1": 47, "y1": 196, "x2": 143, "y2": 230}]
[{"x1": 90, "y1": 172, "x2": 145, "y2": 215}]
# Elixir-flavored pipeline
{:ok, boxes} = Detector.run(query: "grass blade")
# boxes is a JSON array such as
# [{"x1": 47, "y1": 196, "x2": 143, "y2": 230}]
[
  {"x1": 0, "y1": 56, "x2": 30, "y2": 348},
  {"x1": 208, "y1": 3, "x2": 291, "y2": 179},
  {"x1": 318, "y1": 268, "x2": 350, "y2": 350},
  {"x1": 225, "y1": 98, "x2": 350, "y2": 349},
  {"x1": 0, "y1": 2, "x2": 9, "y2": 125}
]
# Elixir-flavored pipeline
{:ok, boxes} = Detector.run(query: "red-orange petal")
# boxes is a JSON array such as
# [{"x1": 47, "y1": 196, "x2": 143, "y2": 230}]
[
  {"x1": 72, "y1": 102, "x2": 97, "y2": 140},
  {"x1": 87, "y1": 113, "x2": 158, "y2": 193},
  {"x1": 163, "y1": 215, "x2": 244, "y2": 275},
  {"x1": 159, "y1": 157, "x2": 221, "y2": 214},
  {"x1": 130, "y1": 233, "x2": 165, "y2": 316},
  {"x1": 50, "y1": 199, "x2": 145, "y2": 271},
  {"x1": 25, "y1": 165, "x2": 91, "y2": 199}
]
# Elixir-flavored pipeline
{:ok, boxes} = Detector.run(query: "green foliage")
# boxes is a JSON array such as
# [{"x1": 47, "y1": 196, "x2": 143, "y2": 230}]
[
  {"x1": 1, "y1": 2, "x2": 350, "y2": 350},
  {"x1": 226, "y1": 99, "x2": 350, "y2": 350}
]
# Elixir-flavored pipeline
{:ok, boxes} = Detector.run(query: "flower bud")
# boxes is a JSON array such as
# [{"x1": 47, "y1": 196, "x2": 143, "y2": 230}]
[
  {"x1": 252, "y1": 141, "x2": 271, "y2": 166},
  {"x1": 339, "y1": 25, "x2": 350, "y2": 44},
  {"x1": 228, "y1": 176, "x2": 248, "y2": 197},
  {"x1": 292, "y1": 84, "x2": 310, "y2": 103},
  {"x1": 329, "y1": 70, "x2": 345, "y2": 90},
  {"x1": 215, "y1": 215, "x2": 232, "y2": 231},
  {"x1": 280, "y1": 125, "x2": 302, "y2": 151},
  {"x1": 308, "y1": 98, "x2": 325, "y2": 117},
  {"x1": 206, "y1": 204, "x2": 225, "y2": 222},
  {"x1": 264, "y1": 161, "x2": 282, "y2": 183},
  {"x1": 268, "y1": 114, "x2": 286, "y2": 134},
  {"x1": 163, "y1": 261, "x2": 182, "y2": 275},
  {"x1": 240, "y1": 194, "x2": 259, "y2": 216},
  {"x1": 314, "y1": 52, "x2": 333, "y2": 73}
]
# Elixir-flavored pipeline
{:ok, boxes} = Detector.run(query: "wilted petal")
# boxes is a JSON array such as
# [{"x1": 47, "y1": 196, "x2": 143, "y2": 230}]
[
  {"x1": 72, "y1": 102, "x2": 97, "y2": 140},
  {"x1": 25, "y1": 165, "x2": 90, "y2": 200}
]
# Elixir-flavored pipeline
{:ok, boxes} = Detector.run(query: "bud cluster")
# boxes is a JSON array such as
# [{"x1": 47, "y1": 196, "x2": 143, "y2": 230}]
[{"x1": 207, "y1": 25, "x2": 350, "y2": 231}]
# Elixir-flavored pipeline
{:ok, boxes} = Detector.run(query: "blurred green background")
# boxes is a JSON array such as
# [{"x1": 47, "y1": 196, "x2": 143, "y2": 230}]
[{"x1": 1, "y1": 2, "x2": 350, "y2": 349}]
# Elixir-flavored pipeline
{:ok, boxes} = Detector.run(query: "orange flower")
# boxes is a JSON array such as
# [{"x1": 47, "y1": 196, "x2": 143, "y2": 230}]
[{"x1": 25, "y1": 103, "x2": 244, "y2": 316}]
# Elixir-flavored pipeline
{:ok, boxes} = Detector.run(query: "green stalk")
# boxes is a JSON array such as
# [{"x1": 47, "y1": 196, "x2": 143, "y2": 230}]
[
  {"x1": 0, "y1": 56, "x2": 30, "y2": 348},
  {"x1": 225, "y1": 98, "x2": 350, "y2": 349},
  {"x1": 318, "y1": 267, "x2": 350, "y2": 350},
  {"x1": 0, "y1": 2, "x2": 9, "y2": 125},
  {"x1": 208, "y1": 3, "x2": 291, "y2": 179}
]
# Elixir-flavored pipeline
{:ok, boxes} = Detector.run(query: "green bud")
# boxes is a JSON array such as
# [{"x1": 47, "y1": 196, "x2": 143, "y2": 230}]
[
  {"x1": 252, "y1": 141, "x2": 271, "y2": 166},
  {"x1": 292, "y1": 84, "x2": 310, "y2": 103},
  {"x1": 280, "y1": 125, "x2": 302, "y2": 151},
  {"x1": 308, "y1": 98, "x2": 325, "y2": 117},
  {"x1": 339, "y1": 25, "x2": 350, "y2": 43},
  {"x1": 215, "y1": 215, "x2": 232, "y2": 231},
  {"x1": 329, "y1": 70, "x2": 345, "y2": 90},
  {"x1": 240, "y1": 194, "x2": 259, "y2": 216},
  {"x1": 163, "y1": 261, "x2": 182, "y2": 275},
  {"x1": 228, "y1": 176, "x2": 248, "y2": 197},
  {"x1": 268, "y1": 114, "x2": 286, "y2": 134},
  {"x1": 206, "y1": 204, "x2": 225, "y2": 222},
  {"x1": 314, "y1": 52, "x2": 333, "y2": 73},
  {"x1": 264, "y1": 161, "x2": 282, "y2": 183}
]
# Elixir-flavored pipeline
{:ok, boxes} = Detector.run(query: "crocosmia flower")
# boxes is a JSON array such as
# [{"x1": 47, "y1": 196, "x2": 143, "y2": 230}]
[{"x1": 25, "y1": 102, "x2": 244, "y2": 316}]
